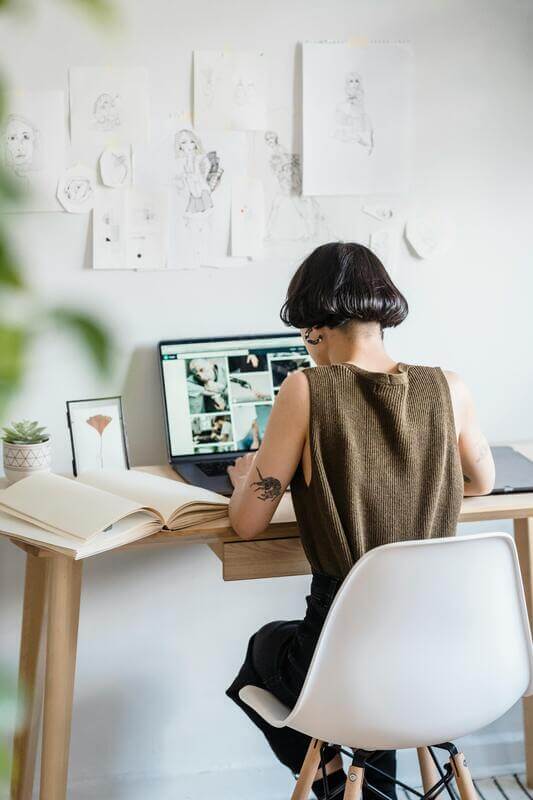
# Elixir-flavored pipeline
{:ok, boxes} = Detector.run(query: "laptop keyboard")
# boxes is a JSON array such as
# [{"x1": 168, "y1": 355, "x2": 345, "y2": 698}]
[{"x1": 197, "y1": 460, "x2": 235, "y2": 477}]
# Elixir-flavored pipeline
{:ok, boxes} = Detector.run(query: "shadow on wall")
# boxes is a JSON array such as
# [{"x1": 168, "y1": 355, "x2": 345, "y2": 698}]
[{"x1": 122, "y1": 346, "x2": 168, "y2": 468}]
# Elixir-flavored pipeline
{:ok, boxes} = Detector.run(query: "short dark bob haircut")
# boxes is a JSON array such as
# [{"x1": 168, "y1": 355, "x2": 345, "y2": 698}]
[{"x1": 280, "y1": 242, "x2": 408, "y2": 331}]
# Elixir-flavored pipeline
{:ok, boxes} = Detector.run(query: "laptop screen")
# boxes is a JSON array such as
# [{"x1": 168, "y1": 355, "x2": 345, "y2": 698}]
[{"x1": 159, "y1": 334, "x2": 312, "y2": 459}]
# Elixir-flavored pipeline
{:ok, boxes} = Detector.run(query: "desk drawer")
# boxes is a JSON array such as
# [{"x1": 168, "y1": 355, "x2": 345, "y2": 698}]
[{"x1": 222, "y1": 538, "x2": 312, "y2": 581}]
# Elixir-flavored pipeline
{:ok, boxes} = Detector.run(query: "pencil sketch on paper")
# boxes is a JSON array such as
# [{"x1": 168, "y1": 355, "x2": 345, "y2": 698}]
[
  {"x1": 93, "y1": 188, "x2": 168, "y2": 270},
  {"x1": 264, "y1": 131, "x2": 327, "y2": 242},
  {"x1": 333, "y1": 72, "x2": 374, "y2": 154},
  {"x1": 1, "y1": 91, "x2": 65, "y2": 212},
  {"x1": 302, "y1": 43, "x2": 412, "y2": 196},
  {"x1": 92, "y1": 93, "x2": 121, "y2": 132},
  {"x1": 194, "y1": 50, "x2": 267, "y2": 130},
  {"x1": 69, "y1": 67, "x2": 149, "y2": 151},
  {"x1": 125, "y1": 189, "x2": 169, "y2": 269},
  {"x1": 3, "y1": 114, "x2": 40, "y2": 183},
  {"x1": 172, "y1": 128, "x2": 223, "y2": 262},
  {"x1": 234, "y1": 79, "x2": 257, "y2": 107},
  {"x1": 99, "y1": 146, "x2": 131, "y2": 187},
  {"x1": 93, "y1": 188, "x2": 125, "y2": 269},
  {"x1": 57, "y1": 164, "x2": 95, "y2": 213}
]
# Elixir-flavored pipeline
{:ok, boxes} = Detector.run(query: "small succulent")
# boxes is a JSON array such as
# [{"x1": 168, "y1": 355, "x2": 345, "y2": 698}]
[{"x1": 1, "y1": 420, "x2": 49, "y2": 445}]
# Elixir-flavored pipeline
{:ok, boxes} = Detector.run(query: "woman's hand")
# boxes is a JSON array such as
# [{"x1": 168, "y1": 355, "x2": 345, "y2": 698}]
[{"x1": 228, "y1": 453, "x2": 256, "y2": 488}]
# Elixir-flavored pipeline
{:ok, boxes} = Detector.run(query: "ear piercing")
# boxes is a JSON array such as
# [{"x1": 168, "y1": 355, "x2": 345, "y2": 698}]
[{"x1": 304, "y1": 328, "x2": 323, "y2": 345}]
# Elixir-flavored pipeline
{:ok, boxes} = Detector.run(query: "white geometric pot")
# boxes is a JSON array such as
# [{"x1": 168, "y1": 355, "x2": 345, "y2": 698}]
[{"x1": 3, "y1": 439, "x2": 52, "y2": 485}]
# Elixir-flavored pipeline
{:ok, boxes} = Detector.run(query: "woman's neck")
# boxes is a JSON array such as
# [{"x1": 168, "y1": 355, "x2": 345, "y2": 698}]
[{"x1": 320, "y1": 324, "x2": 399, "y2": 373}]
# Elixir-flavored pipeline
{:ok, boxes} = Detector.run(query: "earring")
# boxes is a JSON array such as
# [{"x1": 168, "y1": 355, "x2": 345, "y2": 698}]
[{"x1": 304, "y1": 328, "x2": 323, "y2": 345}]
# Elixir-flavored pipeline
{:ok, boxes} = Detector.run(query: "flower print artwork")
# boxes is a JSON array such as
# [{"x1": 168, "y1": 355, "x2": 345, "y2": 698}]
[
  {"x1": 86, "y1": 414, "x2": 112, "y2": 469},
  {"x1": 68, "y1": 397, "x2": 129, "y2": 475}
]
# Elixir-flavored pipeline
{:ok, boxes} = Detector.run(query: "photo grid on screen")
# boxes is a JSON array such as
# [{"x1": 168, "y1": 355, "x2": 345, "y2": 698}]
[{"x1": 184, "y1": 349, "x2": 312, "y2": 455}]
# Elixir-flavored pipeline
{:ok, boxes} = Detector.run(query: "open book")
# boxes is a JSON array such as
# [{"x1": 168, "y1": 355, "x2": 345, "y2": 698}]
[{"x1": 0, "y1": 469, "x2": 229, "y2": 559}]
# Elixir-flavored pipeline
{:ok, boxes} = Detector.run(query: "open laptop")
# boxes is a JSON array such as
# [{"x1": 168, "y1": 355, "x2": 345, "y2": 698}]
[
  {"x1": 159, "y1": 333, "x2": 312, "y2": 495},
  {"x1": 491, "y1": 446, "x2": 533, "y2": 494}
]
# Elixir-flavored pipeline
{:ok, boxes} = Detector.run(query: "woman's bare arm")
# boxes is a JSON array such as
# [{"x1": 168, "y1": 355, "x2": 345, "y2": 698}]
[
  {"x1": 444, "y1": 371, "x2": 495, "y2": 496},
  {"x1": 228, "y1": 371, "x2": 309, "y2": 540}
]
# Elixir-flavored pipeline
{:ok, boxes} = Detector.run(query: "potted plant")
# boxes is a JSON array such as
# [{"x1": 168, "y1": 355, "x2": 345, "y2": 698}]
[{"x1": 2, "y1": 420, "x2": 52, "y2": 484}]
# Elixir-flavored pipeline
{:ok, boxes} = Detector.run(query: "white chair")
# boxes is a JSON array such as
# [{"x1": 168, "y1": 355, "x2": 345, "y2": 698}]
[{"x1": 239, "y1": 533, "x2": 533, "y2": 800}]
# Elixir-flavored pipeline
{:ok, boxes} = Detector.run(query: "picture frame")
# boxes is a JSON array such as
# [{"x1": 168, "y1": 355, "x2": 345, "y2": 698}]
[{"x1": 66, "y1": 396, "x2": 130, "y2": 476}]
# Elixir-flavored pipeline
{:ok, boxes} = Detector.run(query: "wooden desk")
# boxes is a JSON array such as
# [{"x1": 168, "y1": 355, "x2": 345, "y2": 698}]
[{"x1": 7, "y1": 456, "x2": 533, "y2": 799}]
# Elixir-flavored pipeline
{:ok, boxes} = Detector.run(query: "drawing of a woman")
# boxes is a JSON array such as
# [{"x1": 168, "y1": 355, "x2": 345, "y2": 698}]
[
  {"x1": 334, "y1": 72, "x2": 374, "y2": 154},
  {"x1": 3, "y1": 114, "x2": 39, "y2": 179},
  {"x1": 173, "y1": 129, "x2": 222, "y2": 216},
  {"x1": 92, "y1": 93, "x2": 121, "y2": 132},
  {"x1": 264, "y1": 133, "x2": 326, "y2": 242}
]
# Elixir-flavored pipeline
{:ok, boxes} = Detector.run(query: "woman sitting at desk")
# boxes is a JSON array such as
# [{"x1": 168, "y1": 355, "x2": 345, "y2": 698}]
[{"x1": 226, "y1": 242, "x2": 495, "y2": 800}]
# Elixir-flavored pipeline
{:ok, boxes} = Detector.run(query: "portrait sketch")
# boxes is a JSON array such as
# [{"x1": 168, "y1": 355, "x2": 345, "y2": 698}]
[{"x1": 2, "y1": 91, "x2": 65, "y2": 212}]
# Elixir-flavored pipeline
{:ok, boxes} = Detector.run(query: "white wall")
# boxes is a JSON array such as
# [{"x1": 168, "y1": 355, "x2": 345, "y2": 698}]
[{"x1": 0, "y1": 0, "x2": 532, "y2": 797}]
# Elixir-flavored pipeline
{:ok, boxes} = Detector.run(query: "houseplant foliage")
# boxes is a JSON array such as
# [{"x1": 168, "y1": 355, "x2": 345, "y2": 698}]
[
  {"x1": 0, "y1": 0, "x2": 117, "y2": 790},
  {"x1": 2, "y1": 420, "x2": 49, "y2": 444}
]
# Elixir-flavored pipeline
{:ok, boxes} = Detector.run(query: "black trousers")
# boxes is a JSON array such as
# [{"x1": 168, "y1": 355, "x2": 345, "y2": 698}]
[{"x1": 226, "y1": 573, "x2": 397, "y2": 797}]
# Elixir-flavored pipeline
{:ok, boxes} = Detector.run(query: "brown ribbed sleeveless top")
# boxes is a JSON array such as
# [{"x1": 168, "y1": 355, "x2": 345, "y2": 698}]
[{"x1": 291, "y1": 363, "x2": 464, "y2": 580}]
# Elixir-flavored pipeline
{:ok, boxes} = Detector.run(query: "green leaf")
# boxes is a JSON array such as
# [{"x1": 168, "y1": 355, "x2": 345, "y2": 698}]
[
  {"x1": 0, "y1": 234, "x2": 24, "y2": 289},
  {"x1": 0, "y1": 324, "x2": 26, "y2": 389},
  {"x1": 0, "y1": 164, "x2": 25, "y2": 206},
  {"x1": 64, "y1": 0, "x2": 117, "y2": 24},
  {"x1": 49, "y1": 307, "x2": 112, "y2": 375},
  {"x1": 0, "y1": 77, "x2": 6, "y2": 123}
]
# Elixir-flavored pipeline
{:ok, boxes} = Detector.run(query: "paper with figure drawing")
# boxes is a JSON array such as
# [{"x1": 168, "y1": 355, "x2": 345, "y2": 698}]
[
  {"x1": 2, "y1": 91, "x2": 66, "y2": 212},
  {"x1": 246, "y1": 129, "x2": 332, "y2": 259},
  {"x1": 93, "y1": 186, "x2": 169, "y2": 270},
  {"x1": 194, "y1": 50, "x2": 267, "y2": 130},
  {"x1": 135, "y1": 116, "x2": 250, "y2": 269},
  {"x1": 69, "y1": 67, "x2": 149, "y2": 153},
  {"x1": 302, "y1": 42, "x2": 413, "y2": 196}
]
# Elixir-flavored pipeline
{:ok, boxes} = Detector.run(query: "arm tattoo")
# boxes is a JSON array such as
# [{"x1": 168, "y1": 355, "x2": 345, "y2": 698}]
[
  {"x1": 463, "y1": 473, "x2": 472, "y2": 484},
  {"x1": 250, "y1": 467, "x2": 282, "y2": 501}
]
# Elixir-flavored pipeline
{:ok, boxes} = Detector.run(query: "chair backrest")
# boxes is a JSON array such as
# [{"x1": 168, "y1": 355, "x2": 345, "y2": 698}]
[{"x1": 285, "y1": 533, "x2": 533, "y2": 750}]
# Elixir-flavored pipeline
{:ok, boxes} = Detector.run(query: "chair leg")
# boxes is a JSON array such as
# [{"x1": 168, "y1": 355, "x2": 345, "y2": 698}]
[
  {"x1": 292, "y1": 739, "x2": 325, "y2": 800},
  {"x1": 417, "y1": 747, "x2": 441, "y2": 794},
  {"x1": 451, "y1": 753, "x2": 477, "y2": 800},
  {"x1": 343, "y1": 765, "x2": 364, "y2": 800}
]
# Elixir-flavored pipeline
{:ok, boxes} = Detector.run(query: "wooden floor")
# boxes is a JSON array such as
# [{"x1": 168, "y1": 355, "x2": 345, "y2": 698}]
[{"x1": 398, "y1": 775, "x2": 532, "y2": 800}]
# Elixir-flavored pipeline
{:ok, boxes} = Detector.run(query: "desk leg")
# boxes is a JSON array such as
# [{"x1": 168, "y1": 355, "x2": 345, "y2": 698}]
[
  {"x1": 39, "y1": 555, "x2": 82, "y2": 800},
  {"x1": 514, "y1": 517, "x2": 533, "y2": 786},
  {"x1": 10, "y1": 552, "x2": 48, "y2": 800}
]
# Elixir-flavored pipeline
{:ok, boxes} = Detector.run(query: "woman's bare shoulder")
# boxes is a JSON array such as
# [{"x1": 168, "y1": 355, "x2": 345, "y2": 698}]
[
  {"x1": 442, "y1": 369, "x2": 468, "y2": 397},
  {"x1": 278, "y1": 369, "x2": 310, "y2": 403}
]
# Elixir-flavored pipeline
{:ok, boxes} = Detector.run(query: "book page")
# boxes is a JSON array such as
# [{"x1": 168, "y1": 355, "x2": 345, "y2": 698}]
[
  {"x1": 0, "y1": 473, "x2": 160, "y2": 541},
  {"x1": 78, "y1": 469, "x2": 228, "y2": 523},
  {"x1": 0, "y1": 509, "x2": 159, "y2": 557}
]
